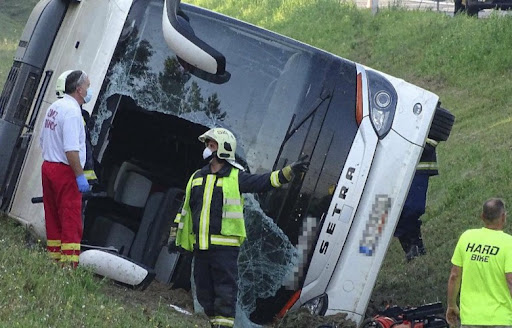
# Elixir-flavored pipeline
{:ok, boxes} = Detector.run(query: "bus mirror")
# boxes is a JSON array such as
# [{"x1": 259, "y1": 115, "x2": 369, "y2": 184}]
[{"x1": 163, "y1": 0, "x2": 230, "y2": 83}]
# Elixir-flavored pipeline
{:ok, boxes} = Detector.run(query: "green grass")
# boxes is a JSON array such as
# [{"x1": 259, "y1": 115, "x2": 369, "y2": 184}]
[
  {"x1": 1, "y1": 0, "x2": 512, "y2": 323},
  {"x1": 0, "y1": 215, "x2": 209, "y2": 327},
  {"x1": 0, "y1": 0, "x2": 39, "y2": 91}
]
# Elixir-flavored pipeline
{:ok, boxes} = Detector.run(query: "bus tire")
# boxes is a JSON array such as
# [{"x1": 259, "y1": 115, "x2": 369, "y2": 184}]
[{"x1": 428, "y1": 106, "x2": 454, "y2": 142}]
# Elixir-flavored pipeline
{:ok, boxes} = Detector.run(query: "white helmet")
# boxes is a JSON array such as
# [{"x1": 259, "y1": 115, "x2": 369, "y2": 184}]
[
  {"x1": 198, "y1": 128, "x2": 244, "y2": 170},
  {"x1": 55, "y1": 70, "x2": 74, "y2": 98}
]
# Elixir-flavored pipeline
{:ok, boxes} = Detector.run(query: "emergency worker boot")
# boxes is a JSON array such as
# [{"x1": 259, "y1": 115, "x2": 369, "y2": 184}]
[
  {"x1": 398, "y1": 237, "x2": 411, "y2": 254},
  {"x1": 399, "y1": 236, "x2": 422, "y2": 262},
  {"x1": 415, "y1": 237, "x2": 427, "y2": 256},
  {"x1": 405, "y1": 244, "x2": 420, "y2": 262}
]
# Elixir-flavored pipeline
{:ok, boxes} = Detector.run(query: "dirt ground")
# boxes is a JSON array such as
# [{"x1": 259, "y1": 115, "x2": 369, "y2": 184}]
[
  {"x1": 101, "y1": 278, "x2": 359, "y2": 328},
  {"x1": 275, "y1": 308, "x2": 357, "y2": 328},
  {"x1": 101, "y1": 279, "x2": 196, "y2": 314}
]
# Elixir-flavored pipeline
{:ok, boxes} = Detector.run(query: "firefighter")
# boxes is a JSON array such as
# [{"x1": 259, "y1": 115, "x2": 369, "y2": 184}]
[
  {"x1": 174, "y1": 128, "x2": 309, "y2": 328},
  {"x1": 394, "y1": 138, "x2": 438, "y2": 262},
  {"x1": 40, "y1": 70, "x2": 92, "y2": 267}
]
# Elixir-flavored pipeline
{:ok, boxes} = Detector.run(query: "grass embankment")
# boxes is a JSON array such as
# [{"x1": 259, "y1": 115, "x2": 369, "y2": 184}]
[
  {"x1": 0, "y1": 216, "x2": 209, "y2": 327},
  {"x1": 1, "y1": 0, "x2": 512, "y2": 325},
  {"x1": 0, "y1": 0, "x2": 39, "y2": 91}
]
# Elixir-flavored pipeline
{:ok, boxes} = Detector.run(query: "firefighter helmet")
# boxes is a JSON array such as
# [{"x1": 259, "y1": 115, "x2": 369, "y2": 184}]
[
  {"x1": 198, "y1": 128, "x2": 244, "y2": 170},
  {"x1": 198, "y1": 128, "x2": 237, "y2": 160},
  {"x1": 55, "y1": 70, "x2": 74, "y2": 98}
]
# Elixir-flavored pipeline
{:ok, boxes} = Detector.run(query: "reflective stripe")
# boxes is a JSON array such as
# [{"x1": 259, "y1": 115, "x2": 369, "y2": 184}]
[
  {"x1": 281, "y1": 166, "x2": 292, "y2": 181},
  {"x1": 216, "y1": 178, "x2": 223, "y2": 187},
  {"x1": 223, "y1": 211, "x2": 244, "y2": 219},
  {"x1": 417, "y1": 162, "x2": 438, "y2": 170},
  {"x1": 47, "y1": 240, "x2": 61, "y2": 247},
  {"x1": 61, "y1": 243, "x2": 81, "y2": 251},
  {"x1": 48, "y1": 252, "x2": 61, "y2": 259},
  {"x1": 270, "y1": 170, "x2": 281, "y2": 188},
  {"x1": 199, "y1": 175, "x2": 216, "y2": 250},
  {"x1": 175, "y1": 170, "x2": 199, "y2": 252},
  {"x1": 60, "y1": 255, "x2": 79, "y2": 263},
  {"x1": 210, "y1": 235, "x2": 241, "y2": 247},
  {"x1": 220, "y1": 168, "x2": 246, "y2": 242},
  {"x1": 83, "y1": 170, "x2": 97, "y2": 180},
  {"x1": 224, "y1": 198, "x2": 241, "y2": 206},
  {"x1": 192, "y1": 178, "x2": 203, "y2": 187},
  {"x1": 210, "y1": 316, "x2": 235, "y2": 327}
]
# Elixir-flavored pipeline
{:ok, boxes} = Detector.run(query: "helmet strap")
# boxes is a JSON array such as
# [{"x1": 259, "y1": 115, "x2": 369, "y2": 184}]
[{"x1": 204, "y1": 150, "x2": 217, "y2": 163}]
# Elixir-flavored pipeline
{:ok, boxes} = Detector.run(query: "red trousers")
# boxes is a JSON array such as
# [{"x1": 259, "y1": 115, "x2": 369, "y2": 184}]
[{"x1": 41, "y1": 161, "x2": 82, "y2": 266}]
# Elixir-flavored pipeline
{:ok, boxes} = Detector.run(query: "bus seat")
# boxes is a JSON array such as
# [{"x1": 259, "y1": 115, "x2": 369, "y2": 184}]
[
  {"x1": 154, "y1": 245, "x2": 179, "y2": 284},
  {"x1": 113, "y1": 162, "x2": 153, "y2": 207},
  {"x1": 88, "y1": 216, "x2": 135, "y2": 256},
  {"x1": 86, "y1": 162, "x2": 152, "y2": 255},
  {"x1": 129, "y1": 192, "x2": 164, "y2": 263},
  {"x1": 130, "y1": 187, "x2": 185, "y2": 267}
]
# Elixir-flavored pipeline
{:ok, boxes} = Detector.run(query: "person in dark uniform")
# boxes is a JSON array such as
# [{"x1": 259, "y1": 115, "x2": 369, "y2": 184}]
[
  {"x1": 395, "y1": 138, "x2": 438, "y2": 262},
  {"x1": 174, "y1": 127, "x2": 309, "y2": 328},
  {"x1": 79, "y1": 108, "x2": 98, "y2": 185},
  {"x1": 454, "y1": 0, "x2": 465, "y2": 14}
]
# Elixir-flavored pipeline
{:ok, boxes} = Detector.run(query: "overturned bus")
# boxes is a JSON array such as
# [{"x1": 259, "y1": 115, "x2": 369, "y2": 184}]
[{"x1": 0, "y1": 0, "x2": 454, "y2": 325}]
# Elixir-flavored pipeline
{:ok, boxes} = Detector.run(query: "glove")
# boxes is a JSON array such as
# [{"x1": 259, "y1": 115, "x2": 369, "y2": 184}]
[
  {"x1": 290, "y1": 155, "x2": 310, "y2": 175},
  {"x1": 283, "y1": 155, "x2": 310, "y2": 181},
  {"x1": 76, "y1": 174, "x2": 90, "y2": 193}
]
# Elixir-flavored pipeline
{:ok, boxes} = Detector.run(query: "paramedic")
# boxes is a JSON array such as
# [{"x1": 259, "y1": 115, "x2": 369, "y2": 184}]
[
  {"x1": 446, "y1": 198, "x2": 512, "y2": 326},
  {"x1": 40, "y1": 70, "x2": 92, "y2": 267},
  {"x1": 55, "y1": 70, "x2": 98, "y2": 185},
  {"x1": 174, "y1": 128, "x2": 309, "y2": 328},
  {"x1": 394, "y1": 138, "x2": 438, "y2": 261}
]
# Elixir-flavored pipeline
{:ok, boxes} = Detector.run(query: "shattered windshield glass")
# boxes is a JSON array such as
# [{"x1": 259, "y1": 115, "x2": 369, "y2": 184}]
[
  {"x1": 239, "y1": 194, "x2": 298, "y2": 315},
  {"x1": 90, "y1": 1, "x2": 315, "y2": 173}
]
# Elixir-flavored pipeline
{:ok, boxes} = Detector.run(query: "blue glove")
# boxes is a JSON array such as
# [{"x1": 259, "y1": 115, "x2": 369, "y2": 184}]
[{"x1": 76, "y1": 174, "x2": 90, "y2": 193}]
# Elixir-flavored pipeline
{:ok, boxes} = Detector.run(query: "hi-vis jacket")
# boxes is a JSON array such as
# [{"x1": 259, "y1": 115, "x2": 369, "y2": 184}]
[
  {"x1": 416, "y1": 138, "x2": 439, "y2": 176},
  {"x1": 175, "y1": 163, "x2": 292, "y2": 251}
]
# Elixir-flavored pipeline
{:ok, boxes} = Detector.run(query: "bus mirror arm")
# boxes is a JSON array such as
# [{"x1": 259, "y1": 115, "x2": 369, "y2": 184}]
[{"x1": 163, "y1": 0, "x2": 230, "y2": 83}]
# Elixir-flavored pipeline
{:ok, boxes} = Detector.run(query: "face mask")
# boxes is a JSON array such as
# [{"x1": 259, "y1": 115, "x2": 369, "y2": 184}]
[
  {"x1": 203, "y1": 147, "x2": 213, "y2": 160},
  {"x1": 83, "y1": 88, "x2": 93, "y2": 103}
]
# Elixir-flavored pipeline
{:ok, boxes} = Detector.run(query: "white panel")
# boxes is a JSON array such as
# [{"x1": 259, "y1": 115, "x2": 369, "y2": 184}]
[
  {"x1": 79, "y1": 250, "x2": 148, "y2": 286},
  {"x1": 296, "y1": 72, "x2": 439, "y2": 326},
  {"x1": 299, "y1": 118, "x2": 378, "y2": 299},
  {"x1": 323, "y1": 131, "x2": 423, "y2": 325}
]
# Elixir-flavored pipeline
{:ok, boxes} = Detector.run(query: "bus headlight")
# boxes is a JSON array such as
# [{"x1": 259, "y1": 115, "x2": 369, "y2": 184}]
[
  {"x1": 367, "y1": 70, "x2": 397, "y2": 138},
  {"x1": 301, "y1": 293, "x2": 328, "y2": 315}
]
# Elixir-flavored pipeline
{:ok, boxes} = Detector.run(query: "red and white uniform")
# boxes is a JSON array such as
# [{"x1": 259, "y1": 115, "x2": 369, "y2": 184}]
[{"x1": 40, "y1": 94, "x2": 86, "y2": 266}]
